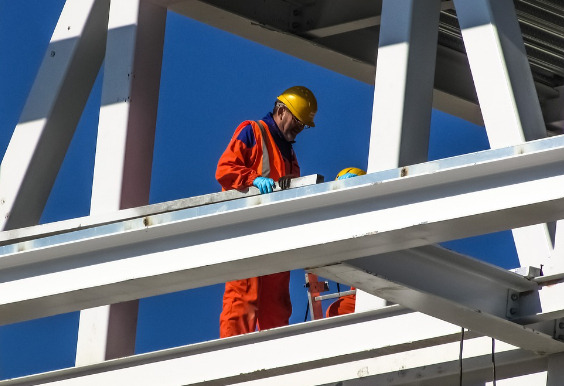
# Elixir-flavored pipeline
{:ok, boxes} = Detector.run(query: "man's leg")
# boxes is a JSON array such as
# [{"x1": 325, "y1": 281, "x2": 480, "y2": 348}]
[
  {"x1": 219, "y1": 277, "x2": 259, "y2": 338},
  {"x1": 256, "y1": 272, "x2": 292, "y2": 330}
]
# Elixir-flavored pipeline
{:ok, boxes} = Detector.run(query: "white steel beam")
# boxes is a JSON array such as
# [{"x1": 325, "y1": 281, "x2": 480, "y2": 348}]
[
  {"x1": 150, "y1": 0, "x2": 485, "y2": 127},
  {"x1": 454, "y1": 0, "x2": 546, "y2": 147},
  {"x1": 0, "y1": 309, "x2": 549, "y2": 386},
  {"x1": 310, "y1": 245, "x2": 564, "y2": 354},
  {"x1": 0, "y1": 175, "x2": 322, "y2": 246},
  {"x1": 76, "y1": 0, "x2": 167, "y2": 365},
  {"x1": 3, "y1": 137, "x2": 564, "y2": 332},
  {"x1": 162, "y1": 0, "x2": 376, "y2": 85},
  {"x1": 303, "y1": 0, "x2": 455, "y2": 39},
  {"x1": 454, "y1": 0, "x2": 553, "y2": 270},
  {"x1": 0, "y1": 0, "x2": 108, "y2": 231},
  {"x1": 367, "y1": 0, "x2": 441, "y2": 171},
  {"x1": 362, "y1": 0, "x2": 441, "y2": 311},
  {"x1": 0, "y1": 175, "x2": 321, "y2": 247},
  {"x1": 305, "y1": 15, "x2": 382, "y2": 39},
  {"x1": 512, "y1": 273, "x2": 564, "y2": 324},
  {"x1": 91, "y1": 0, "x2": 167, "y2": 214}
]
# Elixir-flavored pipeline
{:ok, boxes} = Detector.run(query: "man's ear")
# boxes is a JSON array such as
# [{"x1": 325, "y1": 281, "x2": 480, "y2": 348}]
[{"x1": 273, "y1": 106, "x2": 284, "y2": 121}]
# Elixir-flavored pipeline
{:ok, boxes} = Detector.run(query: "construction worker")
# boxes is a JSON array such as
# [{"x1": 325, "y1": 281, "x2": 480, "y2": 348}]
[
  {"x1": 325, "y1": 167, "x2": 366, "y2": 318},
  {"x1": 216, "y1": 86, "x2": 317, "y2": 337}
]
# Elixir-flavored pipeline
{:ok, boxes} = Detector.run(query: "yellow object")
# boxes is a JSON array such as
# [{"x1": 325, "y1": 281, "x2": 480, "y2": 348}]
[
  {"x1": 335, "y1": 167, "x2": 366, "y2": 180},
  {"x1": 277, "y1": 86, "x2": 317, "y2": 127}
]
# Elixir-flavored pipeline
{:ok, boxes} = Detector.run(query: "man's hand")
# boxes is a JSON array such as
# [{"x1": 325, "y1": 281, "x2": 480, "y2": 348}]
[
  {"x1": 278, "y1": 176, "x2": 292, "y2": 190},
  {"x1": 253, "y1": 176, "x2": 276, "y2": 194}
]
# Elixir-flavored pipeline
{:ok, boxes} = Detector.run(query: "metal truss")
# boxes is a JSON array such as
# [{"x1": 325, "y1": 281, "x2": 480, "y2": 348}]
[
  {"x1": 3, "y1": 138, "x2": 564, "y2": 348},
  {"x1": 0, "y1": 308, "x2": 550, "y2": 385},
  {"x1": 311, "y1": 245, "x2": 564, "y2": 354},
  {"x1": 3, "y1": 0, "x2": 564, "y2": 384}
]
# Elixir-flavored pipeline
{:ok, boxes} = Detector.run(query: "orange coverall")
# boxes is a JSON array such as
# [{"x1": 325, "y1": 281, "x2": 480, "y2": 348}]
[
  {"x1": 216, "y1": 114, "x2": 299, "y2": 338},
  {"x1": 325, "y1": 289, "x2": 356, "y2": 317}
]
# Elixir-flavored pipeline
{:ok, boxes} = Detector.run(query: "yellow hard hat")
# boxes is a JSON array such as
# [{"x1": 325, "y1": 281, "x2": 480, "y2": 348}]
[
  {"x1": 277, "y1": 86, "x2": 317, "y2": 127},
  {"x1": 335, "y1": 167, "x2": 366, "y2": 180}
]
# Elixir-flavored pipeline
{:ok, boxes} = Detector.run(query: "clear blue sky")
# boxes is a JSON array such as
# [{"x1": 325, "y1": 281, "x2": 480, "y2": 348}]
[{"x1": 0, "y1": 0, "x2": 518, "y2": 379}]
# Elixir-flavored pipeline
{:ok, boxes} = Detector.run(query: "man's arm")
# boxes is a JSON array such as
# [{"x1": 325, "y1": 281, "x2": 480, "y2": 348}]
[{"x1": 216, "y1": 123, "x2": 260, "y2": 191}]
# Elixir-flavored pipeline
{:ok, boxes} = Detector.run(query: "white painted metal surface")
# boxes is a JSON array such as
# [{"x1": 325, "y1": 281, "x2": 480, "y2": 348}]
[
  {"x1": 363, "y1": 0, "x2": 442, "y2": 312},
  {"x1": 0, "y1": 309, "x2": 549, "y2": 386},
  {"x1": 454, "y1": 0, "x2": 555, "y2": 275},
  {"x1": 367, "y1": 0, "x2": 441, "y2": 171},
  {"x1": 0, "y1": 175, "x2": 321, "y2": 247},
  {"x1": 511, "y1": 273, "x2": 564, "y2": 324},
  {"x1": 3, "y1": 0, "x2": 564, "y2": 384},
  {"x1": 311, "y1": 245, "x2": 563, "y2": 354},
  {"x1": 454, "y1": 0, "x2": 546, "y2": 147},
  {"x1": 3, "y1": 138, "x2": 564, "y2": 335},
  {"x1": 76, "y1": 0, "x2": 168, "y2": 365},
  {"x1": 0, "y1": 0, "x2": 108, "y2": 231}
]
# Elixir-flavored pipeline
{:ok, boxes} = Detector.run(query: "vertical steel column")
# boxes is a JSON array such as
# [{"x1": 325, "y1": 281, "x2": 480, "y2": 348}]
[
  {"x1": 0, "y1": 0, "x2": 108, "y2": 231},
  {"x1": 453, "y1": 0, "x2": 546, "y2": 147},
  {"x1": 360, "y1": 0, "x2": 442, "y2": 311},
  {"x1": 547, "y1": 97, "x2": 564, "y2": 273},
  {"x1": 546, "y1": 353, "x2": 564, "y2": 386},
  {"x1": 75, "y1": 0, "x2": 167, "y2": 365},
  {"x1": 551, "y1": 224, "x2": 564, "y2": 272},
  {"x1": 486, "y1": 372, "x2": 548, "y2": 385},
  {"x1": 367, "y1": 0, "x2": 441, "y2": 171},
  {"x1": 454, "y1": 0, "x2": 552, "y2": 269}
]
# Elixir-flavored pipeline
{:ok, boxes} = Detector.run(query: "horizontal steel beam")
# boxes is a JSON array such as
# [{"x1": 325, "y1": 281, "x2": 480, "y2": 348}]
[
  {"x1": 0, "y1": 309, "x2": 548, "y2": 386},
  {"x1": 310, "y1": 245, "x2": 564, "y2": 354},
  {"x1": 0, "y1": 174, "x2": 323, "y2": 246},
  {"x1": 510, "y1": 274, "x2": 564, "y2": 325},
  {"x1": 3, "y1": 137, "x2": 564, "y2": 326},
  {"x1": 304, "y1": 0, "x2": 454, "y2": 38},
  {"x1": 149, "y1": 0, "x2": 487, "y2": 126}
]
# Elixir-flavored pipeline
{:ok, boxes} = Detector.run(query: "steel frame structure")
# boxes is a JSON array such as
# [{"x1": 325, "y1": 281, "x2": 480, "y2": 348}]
[{"x1": 2, "y1": 0, "x2": 564, "y2": 384}]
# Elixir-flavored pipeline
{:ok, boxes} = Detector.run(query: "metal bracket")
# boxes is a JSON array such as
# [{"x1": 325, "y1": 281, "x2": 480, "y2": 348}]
[
  {"x1": 506, "y1": 266, "x2": 542, "y2": 320},
  {"x1": 554, "y1": 318, "x2": 564, "y2": 341},
  {"x1": 506, "y1": 290, "x2": 521, "y2": 319},
  {"x1": 510, "y1": 266, "x2": 543, "y2": 279}
]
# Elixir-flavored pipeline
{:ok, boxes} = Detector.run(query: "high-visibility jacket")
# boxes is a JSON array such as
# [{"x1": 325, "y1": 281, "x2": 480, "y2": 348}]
[
  {"x1": 216, "y1": 113, "x2": 300, "y2": 191},
  {"x1": 216, "y1": 113, "x2": 300, "y2": 338}
]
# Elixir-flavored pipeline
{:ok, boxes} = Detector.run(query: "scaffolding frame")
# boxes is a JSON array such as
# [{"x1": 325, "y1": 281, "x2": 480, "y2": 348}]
[{"x1": 2, "y1": 0, "x2": 564, "y2": 384}]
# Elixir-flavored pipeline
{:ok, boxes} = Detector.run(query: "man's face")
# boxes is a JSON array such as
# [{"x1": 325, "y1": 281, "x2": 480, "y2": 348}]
[{"x1": 279, "y1": 108, "x2": 305, "y2": 142}]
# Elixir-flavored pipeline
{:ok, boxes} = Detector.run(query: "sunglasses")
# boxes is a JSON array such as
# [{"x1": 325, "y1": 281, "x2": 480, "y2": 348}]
[{"x1": 286, "y1": 109, "x2": 308, "y2": 130}]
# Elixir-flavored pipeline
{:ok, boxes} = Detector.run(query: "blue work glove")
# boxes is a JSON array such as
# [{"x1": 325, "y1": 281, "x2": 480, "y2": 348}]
[
  {"x1": 337, "y1": 172, "x2": 357, "y2": 180},
  {"x1": 253, "y1": 176, "x2": 275, "y2": 194}
]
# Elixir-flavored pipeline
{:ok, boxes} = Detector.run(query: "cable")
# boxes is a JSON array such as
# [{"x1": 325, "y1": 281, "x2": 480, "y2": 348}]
[
  {"x1": 304, "y1": 301, "x2": 309, "y2": 322},
  {"x1": 492, "y1": 338, "x2": 497, "y2": 385},
  {"x1": 459, "y1": 327, "x2": 465, "y2": 386}
]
